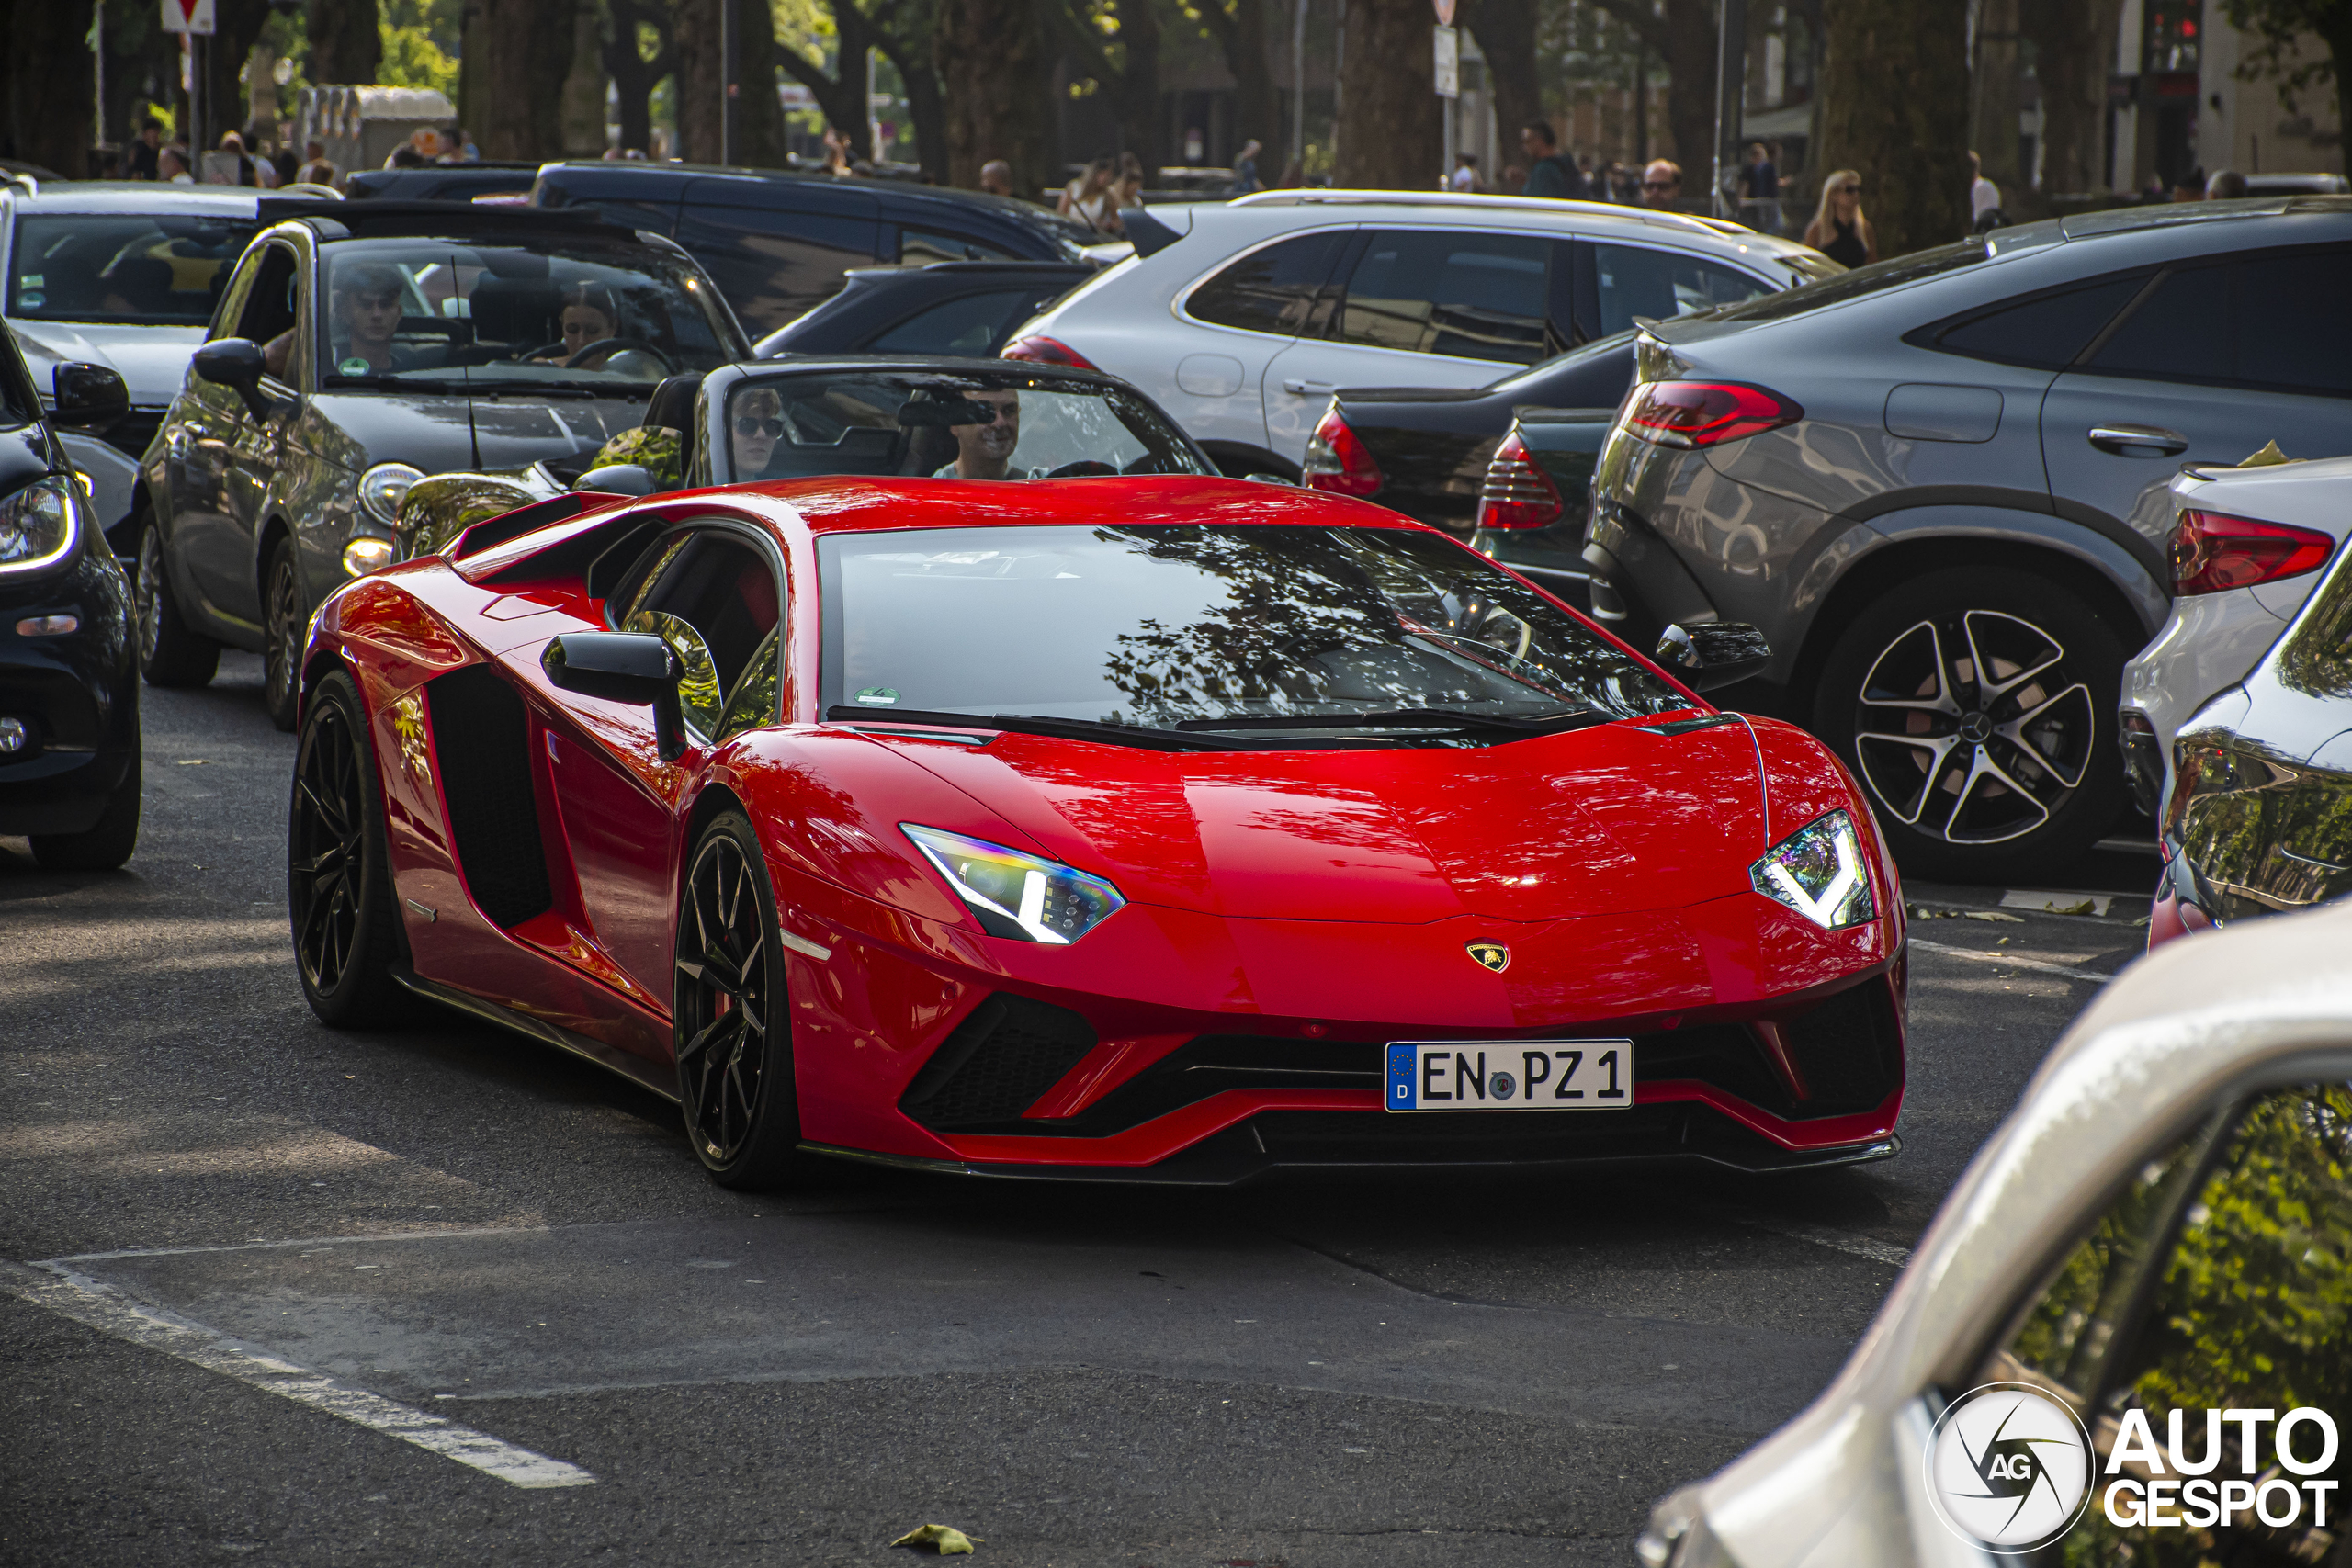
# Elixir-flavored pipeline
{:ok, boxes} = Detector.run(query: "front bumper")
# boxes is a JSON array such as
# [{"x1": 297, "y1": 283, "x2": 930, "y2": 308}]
[{"x1": 0, "y1": 547, "x2": 138, "y2": 834}]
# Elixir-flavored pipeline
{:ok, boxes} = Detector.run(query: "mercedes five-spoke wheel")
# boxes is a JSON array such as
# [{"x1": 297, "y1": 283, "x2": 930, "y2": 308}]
[
  {"x1": 288, "y1": 670, "x2": 408, "y2": 1025},
  {"x1": 675, "y1": 811, "x2": 805, "y2": 1189},
  {"x1": 262, "y1": 538, "x2": 302, "y2": 731},
  {"x1": 1815, "y1": 566, "x2": 2124, "y2": 882}
]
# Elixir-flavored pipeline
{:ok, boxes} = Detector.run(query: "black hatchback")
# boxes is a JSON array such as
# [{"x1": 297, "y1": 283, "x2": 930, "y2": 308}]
[
  {"x1": 133, "y1": 200, "x2": 750, "y2": 730},
  {"x1": 0, "y1": 317, "x2": 141, "y2": 867}
]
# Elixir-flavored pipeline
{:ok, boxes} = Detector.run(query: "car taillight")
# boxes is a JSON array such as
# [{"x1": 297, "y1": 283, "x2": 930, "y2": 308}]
[
  {"x1": 2170, "y1": 508, "x2": 2335, "y2": 595},
  {"x1": 1475, "y1": 432, "x2": 1564, "y2": 530},
  {"x1": 1301, "y1": 407, "x2": 1383, "y2": 497},
  {"x1": 1001, "y1": 334, "x2": 1095, "y2": 370},
  {"x1": 1622, "y1": 380, "x2": 1803, "y2": 448}
]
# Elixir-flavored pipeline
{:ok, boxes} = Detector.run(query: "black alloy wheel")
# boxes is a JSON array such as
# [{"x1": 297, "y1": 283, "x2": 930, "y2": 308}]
[
  {"x1": 1815, "y1": 566, "x2": 2124, "y2": 882},
  {"x1": 262, "y1": 537, "x2": 302, "y2": 732},
  {"x1": 674, "y1": 811, "x2": 805, "y2": 1189},
  {"x1": 133, "y1": 513, "x2": 220, "y2": 688},
  {"x1": 288, "y1": 670, "x2": 408, "y2": 1026}
]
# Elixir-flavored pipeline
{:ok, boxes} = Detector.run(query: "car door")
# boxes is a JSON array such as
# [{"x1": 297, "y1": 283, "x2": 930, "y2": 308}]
[
  {"x1": 217, "y1": 242, "x2": 304, "y2": 624},
  {"x1": 540, "y1": 524, "x2": 784, "y2": 1005},
  {"x1": 2042, "y1": 244, "x2": 2352, "y2": 558},
  {"x1": 172, "y1": 243, "x2": 293, "y2": 627},
  {"x1": 1261, "y1": 228, "x2": 1566, "y2": 468},
  {"x1": 1159, "y1": 227, "x2": 1354, "y2": 470},
  {"x1": 673, "y1": 178, "x2": 882, "y2": 340}
]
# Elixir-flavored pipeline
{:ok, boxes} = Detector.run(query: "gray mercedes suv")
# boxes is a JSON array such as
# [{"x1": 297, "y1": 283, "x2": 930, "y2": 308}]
[{"x1": 1585, "y1": 197, "x2": 2352, "y2": 880}]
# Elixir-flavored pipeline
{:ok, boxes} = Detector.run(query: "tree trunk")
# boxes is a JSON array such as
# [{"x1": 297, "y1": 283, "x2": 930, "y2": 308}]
[
  {"x1": 937, "y1": 0, "x2": 1057, "y2": 194},
  {"x1": 1197, "y1": 0, "x2": 1277, "y2": 179},
  {"x1": 560, "y1": 0, "x2": 608, "y2": 156},
  {"x1": 199, "y1": 0, "x2": 271, "y2": 151},
  {"x1": 1060, "y1": 0, "x2": 1164, "y2": 176},
  {"x1": 3, "y1": 0, "x2": 95, "y2": 175},
  {"x1": 310, "y1": 0, "x2": 382, "y2": 88},
  {"x1": 1333, "y1": 0, "x2": 1441, "y2": 189},
  {"x1": 605, "y1": 0, "x2": 671, "y2": 157},
  {"x1": 1816, "y1": 0, "x2": 1970, "y2": 257},
  {"x1": 1660, "y1": 0, "x2": 1713, "y2": 175},
  {"x1": 732, "y1": 0, "x2": 787, "y2": 165},
  {"x1": 1463, "y1": 0, "x2": 1540, "y2": 168},
  {"x1": 480, "y1": 0, "x2": 575, "y2": 160},
  {"x1": 1970, "y1": 0, "x2": 2021, "y2": 195},
  {"x1": 775, "y1": 3, "x2": 876, "y2": 161},
  {"x1": 2019, "y1": 0, "x2": 2126, "y2": 195},
  {"x1": 875, "y1": 21, "x2": 948, "y2": 180},
  {"x1": 671, "y1": 0, "x2": 723, "y2": 163}
]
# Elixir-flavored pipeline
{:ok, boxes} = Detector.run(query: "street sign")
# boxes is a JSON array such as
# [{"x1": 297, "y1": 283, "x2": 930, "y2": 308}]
[
  {"x1": 161, "y1": 0, "x2": 215, "y2": 34},
  {"x1": 1432, "y1": 0, "x2": 1455, "y2": 24},
  {"x1": 1433, "y1": 26, "x2": 1459, "y2": 98}
]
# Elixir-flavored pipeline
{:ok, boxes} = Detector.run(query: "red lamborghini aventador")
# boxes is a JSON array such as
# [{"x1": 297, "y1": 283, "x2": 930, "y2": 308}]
[{"x1": 288, "y1": 474, "x2": 1905, "y2": 1188}]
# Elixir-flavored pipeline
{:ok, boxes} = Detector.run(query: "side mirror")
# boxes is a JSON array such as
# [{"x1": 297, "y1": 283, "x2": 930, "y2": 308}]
[
  {"x1": 573, "y1": 462, "x2": 659, "y2": 496},
  {"x1": 50, "y1": 363, "x2": 129, "y2": 434},
  {"x1": 543, "y1": 632, "x2": 686, "y2": 761},
  {"x1": 1244, "y1": 471, "x2": 1297, "y2": 486},
  {"x1": 1654, "y1": 622, "x2": 1770, "y2": 693},
  {"x1": 191, "y1": 337, "x2": 275, "y2": 420}
]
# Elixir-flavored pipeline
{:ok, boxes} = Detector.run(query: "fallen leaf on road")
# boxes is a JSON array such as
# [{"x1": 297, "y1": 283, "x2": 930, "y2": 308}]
[
  {"x1": 891, "y1": 1524, "x2": 979, "y2": 1554},
  {"x1": 175, "y1": 759, "x2": 209, "y2": 766}
]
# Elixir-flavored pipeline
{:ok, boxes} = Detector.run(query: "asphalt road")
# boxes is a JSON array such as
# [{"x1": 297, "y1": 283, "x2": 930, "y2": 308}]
[{"x1": 0, "y1": 655, "x2": 2154, "y2": 1567}]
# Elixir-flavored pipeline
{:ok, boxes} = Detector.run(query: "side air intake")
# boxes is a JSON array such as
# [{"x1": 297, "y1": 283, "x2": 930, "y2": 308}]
[
  {"x1": 425, "y1": 664, "x2": 555, "y2": 930},
  {"x1": 899, "y1": 994, "x2": 1098, "y2": 1131}
]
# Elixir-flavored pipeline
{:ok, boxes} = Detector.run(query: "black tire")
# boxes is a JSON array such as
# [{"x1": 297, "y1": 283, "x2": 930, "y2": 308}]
[
  {"x1": 133, "y1": 511, "x2": 220, "y2": 689},
  {"x1": 261, "y1": 536, "x2": 303, "y2": 733},
  {"x1": 674, "y1": 811, "x2": 807, "y2": 1190},
  {"x1": 30, "y1": 746, "x2": 141, "y2": 871},
  {"x1": 1811, "y1": 565, "x2": 2126, "y2": 883},
  {"x1": 288, "y1": 670, "x2": 410, "y2": 1027}
]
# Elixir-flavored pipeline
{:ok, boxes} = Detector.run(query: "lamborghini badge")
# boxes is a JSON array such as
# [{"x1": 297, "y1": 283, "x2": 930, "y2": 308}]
[{"x1": 1465, "y1": 942, "x2": 1511, "y2": 973}]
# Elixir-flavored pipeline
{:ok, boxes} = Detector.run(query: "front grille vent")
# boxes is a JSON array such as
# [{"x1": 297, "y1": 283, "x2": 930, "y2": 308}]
[
  {"x1": 1782, "y1": 981, "x2": 1902, "y2": 1114},
  {"x1": 899, "y1": 994, "x2": 1098, "y2": 1130}
]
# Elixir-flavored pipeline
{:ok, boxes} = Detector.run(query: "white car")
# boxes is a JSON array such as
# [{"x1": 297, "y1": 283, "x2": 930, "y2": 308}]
[
  {"x1": 2121, "y1": 454, "x2": 2352, "y2": 818},
  {"x1": 1002, "y1": 190, "x2": 1835, "y2": 477},
  {"x1": 1, "y1": 184, "x2": 300, "y2": 549},
  {"x1": 1638, "y1": 897, "x2": 2352, "y2": 1568}
]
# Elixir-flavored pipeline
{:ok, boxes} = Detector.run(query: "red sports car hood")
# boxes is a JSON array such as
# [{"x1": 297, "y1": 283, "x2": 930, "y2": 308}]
[{"x1": 877, "y1": 719, "x2": 1769, "y2": 922}]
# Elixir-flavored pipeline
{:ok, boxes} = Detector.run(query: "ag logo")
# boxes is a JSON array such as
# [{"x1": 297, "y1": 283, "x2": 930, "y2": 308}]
[
  {"x1": 1464, "y1": 942, "x2": 1510, "y2": 973},
  {"x1": 1923, "y1": 1382, "x2": 2095, "y2": 1552}
]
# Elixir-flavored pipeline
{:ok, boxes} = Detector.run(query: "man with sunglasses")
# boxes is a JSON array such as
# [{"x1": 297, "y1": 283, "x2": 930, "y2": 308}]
[
  {"x1": 934, "y1": 387, "x2": 1024, "y2": 479},
  {"x1": 1640, "y1": 160, "x2": 1682, "y2": 209}
]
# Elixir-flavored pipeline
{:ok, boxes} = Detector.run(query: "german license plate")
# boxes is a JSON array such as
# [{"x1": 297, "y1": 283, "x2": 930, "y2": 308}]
[{"x1": 1384, "y1": 1040, "x2": 1634, "y2": 1111}]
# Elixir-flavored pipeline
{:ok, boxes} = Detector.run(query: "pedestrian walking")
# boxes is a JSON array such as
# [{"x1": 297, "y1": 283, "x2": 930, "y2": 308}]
[
  {"x1": 978, "y1": 160, "x2": 1014, "y2": 197},
  {"x1": 1520, "y1": 121, "x2": 1585, "y2": 199},
  {"x1": 1736, "y1": 141, "x2": 1780, "y2": 231},
  {"x1": 1449, "y1": 153, "x2": 1478, "y2": 192},
  {"x1": 1968, "y1": 152, "x2": 2000, "y2": 226},
  {"x1": 126, "y1": 119, "x2": 162, "y2": 181},
  {"x1": 295, "y1": 140, "x2": 337, "y2": 186},
  {"x1": 1059, "y1": 156, "x2": 1118, "y2": 232},
  {"x1": 2206, "y1": 168, "x2": 2247, "y2": 198},
  {"x1": 159, "y1": 144, "x2": 194, "y2": 183},
  {"x1": 1640, "y1": 159, "x2": 1682, "y2": 209},
  {"x1": 1114, "y1": 152, "x2": 1146, "y2": 210},
  {"x1": 1230, "y1": 141, "x2": 1263, "y2": 195},
  {"x1": 1804, "y1": 169, "x2": 1875, "y2": 266}
]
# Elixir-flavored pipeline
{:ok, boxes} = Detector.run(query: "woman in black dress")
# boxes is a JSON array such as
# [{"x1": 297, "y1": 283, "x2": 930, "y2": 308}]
[{"x1": 1804, "y1": 170, "x2": 1877, "y2": 268}]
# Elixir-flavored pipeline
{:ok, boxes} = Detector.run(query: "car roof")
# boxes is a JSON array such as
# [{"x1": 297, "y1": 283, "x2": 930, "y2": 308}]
[
  {"x1": 272, "y1": 199, "x2": 646, "y2": 243},
  {"x1": 3, "y1": 184, "x2": 285, "y2": 216},
  {"x1": 1227, "y1": 188, "x2": 1774, "y2": 244},
  {"x1": 535, "y1": 160, "x2": 1082, "y2": 232},
  {"x1": 1700, "y1": 896, "x2": 2352, "y2": 1568}
]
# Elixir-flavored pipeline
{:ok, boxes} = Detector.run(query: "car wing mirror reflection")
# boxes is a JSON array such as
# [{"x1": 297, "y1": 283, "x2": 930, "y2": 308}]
[
  {"x1": 1654, "y1": 622, "x2": 1770, "y2": 693},
  {"x1": 542, "y1": 632, "x2": 687, "y2": 761}
]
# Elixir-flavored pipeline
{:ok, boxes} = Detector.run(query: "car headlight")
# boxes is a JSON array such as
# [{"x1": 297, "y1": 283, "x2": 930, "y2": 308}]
[
  {"x1": 358, "y1": 462, "x2": 425, "y2": 525},
  {"x1": 342, "y1": 536, "x2": 398, "y2": 577},
  {"x1": 902, "y1": 824, "x2": 1125, "y2": 944},
  {"x1": 1749, "y1": 808, "x2": 1876, "y2": 929},
  {"x1": 0, "y1": 474, "x2": 81, "y2": 576}
]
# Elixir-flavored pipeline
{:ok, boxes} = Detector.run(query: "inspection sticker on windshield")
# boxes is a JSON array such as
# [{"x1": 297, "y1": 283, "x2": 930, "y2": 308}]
[{"x1": 1385, "y1": 1041, "x2": 1634, "y2": 1111}]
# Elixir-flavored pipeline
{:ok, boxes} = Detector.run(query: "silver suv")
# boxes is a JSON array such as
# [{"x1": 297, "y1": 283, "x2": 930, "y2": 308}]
[
  {"x1": 1587, "y1": 197, "x2": 2352, "y2": 880},
  {"x1": 1005, "y1": 190, "x2": 1832, "y2": 478}
]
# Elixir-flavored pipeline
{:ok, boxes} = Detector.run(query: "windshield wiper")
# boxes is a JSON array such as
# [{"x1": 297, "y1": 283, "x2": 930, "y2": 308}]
[
  {"x1": 327, "y1": 372, "x2": 469, "y2": 392},
  {"x1": 822, "y1": 705, "x2": 1233, "y2": 751},
  {"x1": 1173, "y1": 707, "x2": 1611, "y2": 737}
]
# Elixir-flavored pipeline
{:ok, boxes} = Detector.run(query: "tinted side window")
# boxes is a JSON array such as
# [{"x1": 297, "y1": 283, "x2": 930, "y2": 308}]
[
  {"x1": 1933, "y1": 276, "x2": 2147, "y2": 368},
  {"x1": 673, "y1": 204, "x2": 881, "y2": 336},
  {"x1": 1337, "y1": 230, "x2": 1552, "y2": 364},
  {"x1": 622, "y1": 532, "x2": 781, "y2": 738},
  {"x1": 1588, "y1": 243, "x2": 1772, "y2": 338},
  {"x1": 870, "y1": 288, "x2": 1053, "y2": 355},
  {"x1": 897, "y1": 228, "x2": 1018, "y2": 265},
  {"x1": 1185, "y1": 231, "x2": 1350, "y2": 336},
  {"x1": 717, "y1": 631, "x2": 782, "y2": 740},
  {"x1": 2088, "y1": 249, "x2": 2352, "y2": 395},
  {"x1": 232, "y1": 246, "x2": 300, "y2": 345}
]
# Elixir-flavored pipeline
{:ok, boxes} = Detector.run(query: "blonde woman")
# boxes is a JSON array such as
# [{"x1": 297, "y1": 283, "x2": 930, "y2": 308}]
[{"x1": 1804, "y1": 171, "x2": 1875, "y2": 267}]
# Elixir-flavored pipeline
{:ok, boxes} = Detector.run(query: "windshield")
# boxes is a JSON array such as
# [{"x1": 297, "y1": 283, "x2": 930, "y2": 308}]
[
  {"x1": 8, "y1": 213, "x2": 264, "y2": 326},
  {"x1": 316, "y1": 238, "x2": 738, "y2": 393},
  {"x1": 819, "y1": 524, "x2": 1683, "y2": 739},
  {"x1": 723, "y1": 369, "x2": 1210, "y2": 482}
]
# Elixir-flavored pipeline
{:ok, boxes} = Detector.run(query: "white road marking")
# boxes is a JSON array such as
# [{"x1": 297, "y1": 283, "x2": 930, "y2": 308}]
[
  {"x1": 1730, "y1": 1218, "x2": 1913, "y2": 1269},
  {"x1": 0, "y1": 1260, "x2": 595, "y2": 1489},
  {"x1": 1910, "y1": 937, "x2": 2120, "y2": 984}
]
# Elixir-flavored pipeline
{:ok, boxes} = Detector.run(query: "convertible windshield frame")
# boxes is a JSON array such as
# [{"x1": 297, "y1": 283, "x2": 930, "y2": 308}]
[
  {"x1": 311, "y1": 233, "x2": 741, "y2": 395},
  {"x1": 815, "y1": 520, "x2": 1686, "y2": 748}
]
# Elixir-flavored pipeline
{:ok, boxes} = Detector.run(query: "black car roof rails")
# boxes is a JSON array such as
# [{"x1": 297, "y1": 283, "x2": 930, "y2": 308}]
[{"x1": 265, "y1": 199, "x2": 636, "y2": 239}]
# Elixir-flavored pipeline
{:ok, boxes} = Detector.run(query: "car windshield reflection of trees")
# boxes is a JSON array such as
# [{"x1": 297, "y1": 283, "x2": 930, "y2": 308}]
[
  {"x1": 314, "y1": 242, "x2": 735, "y2": 393},
  {"x1": 728, "y1": 374, "x2": 1206, "y2": 481},
  {"x1": 824, "y1": 525, "x2": 1680, "y2": 741}
]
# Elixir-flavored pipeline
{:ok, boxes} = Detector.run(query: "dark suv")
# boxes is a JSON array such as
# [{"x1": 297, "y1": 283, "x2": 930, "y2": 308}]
[{"x1": 1587, "y1": 197, "x2": 2352, "y2": 879}]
